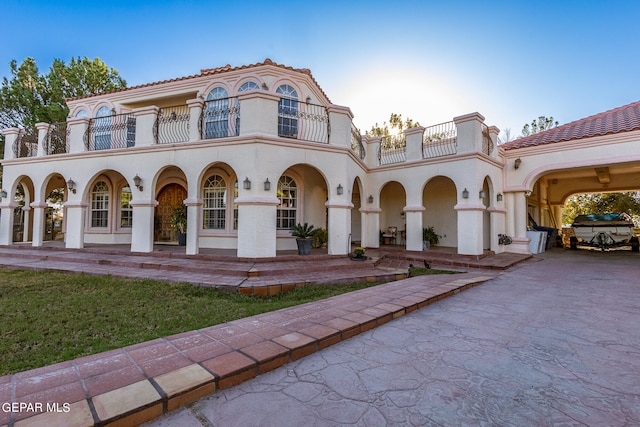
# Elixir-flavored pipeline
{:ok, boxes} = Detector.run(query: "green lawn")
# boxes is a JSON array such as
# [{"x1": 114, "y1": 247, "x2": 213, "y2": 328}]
[{"x1": 0, "y1": 270, "x2": 384, "y2": 376}]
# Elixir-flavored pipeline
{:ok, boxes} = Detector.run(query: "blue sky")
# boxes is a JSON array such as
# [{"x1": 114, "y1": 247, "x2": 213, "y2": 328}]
[{"x1": 3, "y1": 0, "x2": 639, "y2": 138}]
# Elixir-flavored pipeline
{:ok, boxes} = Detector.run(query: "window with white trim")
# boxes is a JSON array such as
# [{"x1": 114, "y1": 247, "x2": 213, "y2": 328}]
[
  {"x1": 204, "y1": 87, "x2": 229, "y2": 138},
  {"x1": 276, "y1": 84, "x2": 298, "y2": 138},
  {"x1": 277, "y1": 176, "x2": 297, "y2": 229},
  {"x1": 238, "y1": 81, "x2": 260, "y2": 92},
  {"x1": 120, "y1": 185, "x2": 133, "y2": 228},
  {"x1": 203, "y1": 175, "x2": 227, "y2": 229},
  {"x1": 91, "y1": 181, "x2": 109, "y2": 228},
  {"x1": 95, "y1": 106, "x2": 112, "y2": 150}
]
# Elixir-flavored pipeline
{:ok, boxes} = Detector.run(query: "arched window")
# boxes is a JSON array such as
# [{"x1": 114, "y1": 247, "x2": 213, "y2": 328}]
[
  {"x1": 277, "y1": 176, "x2": 297, "y2": 229},
  {"x1": 277, "y1": 84, "x2": 298, "y2": 138},
  {"x1": 95, "y1": 106, "x2": 112, "y2": 150},
  {"x1": 204, "y1": 87, "x2": 229, "y2": 139},
  {"x1": 120, "y1": 185, "x2": 133, "y2": 228},
  {"x1": 203, "y1": 175, "x2": 227, "y2": 229},
  {"x1": 75, "y1": 109, "x2": 89, "y2": 118},
  {"x1": 91, "y1": 181, "x2": 109, "y2": 228},
  {"x1": 238, "y1": 81, "x2": 260, "y2": 92}
]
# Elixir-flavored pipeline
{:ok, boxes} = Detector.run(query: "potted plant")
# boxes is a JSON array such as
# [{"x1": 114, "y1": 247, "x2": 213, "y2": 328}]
[
  {"x1": 352, "y1": 247, "x2": 366, "y2": 260},
  {"x1": 170, "y1": 205, "x2": 187, "y2": 246},
  {"x1": 312, "y1": 227, "x2": 328, "y2": 248},
  {"x1": 291, "y1": 223, "x2": 316, "y2": 255},
  {"x1": 422, "y1": 226, "x2": 440, "y2": 250}
]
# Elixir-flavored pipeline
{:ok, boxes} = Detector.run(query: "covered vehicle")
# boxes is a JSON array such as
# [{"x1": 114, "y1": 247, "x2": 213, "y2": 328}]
[{"x1": 570, "y1": 213, "x2": 638, "y2": 251}]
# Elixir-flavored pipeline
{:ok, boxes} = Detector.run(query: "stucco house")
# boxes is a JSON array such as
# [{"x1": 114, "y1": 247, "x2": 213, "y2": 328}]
[{"x1": 1, "y1": 59, "x2": 639, "y2": 258}]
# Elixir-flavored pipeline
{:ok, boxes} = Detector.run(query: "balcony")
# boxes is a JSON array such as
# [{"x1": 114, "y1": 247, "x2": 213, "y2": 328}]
[
  {"x1": 423, "y1": 121, "x2": 457, "y2": 159},
  {"x1": 12, "y1": 130, "x2": 38, "y2": 158},
  {"x1": 85, "y1": 113, "x2": 136, "y2": 151}
]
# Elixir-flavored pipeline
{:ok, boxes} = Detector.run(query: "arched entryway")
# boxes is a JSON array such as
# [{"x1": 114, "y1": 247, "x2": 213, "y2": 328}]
[
  {"x1": 380, "y1": 181, "x2": 406, "y2": 246},
  {"x1": 423, "y1": 176, "x2": 457, "y2": 248},
  {"x1": 350, "y1": 177, "x2": 363, "y2": 246},
  {"x1": 155, "y1": 183, "x2": 187, "y2": 243}
]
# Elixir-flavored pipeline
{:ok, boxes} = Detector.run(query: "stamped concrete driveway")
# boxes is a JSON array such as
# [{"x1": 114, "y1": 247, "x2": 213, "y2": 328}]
[{"x1": 145, "y1": 249, "x2": 640, "y2": 426}]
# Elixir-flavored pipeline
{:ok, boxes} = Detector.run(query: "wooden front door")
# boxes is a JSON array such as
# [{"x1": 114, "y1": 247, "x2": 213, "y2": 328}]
[{"x1": 155, "y1": 184, "x2": 187, "y2": 242}]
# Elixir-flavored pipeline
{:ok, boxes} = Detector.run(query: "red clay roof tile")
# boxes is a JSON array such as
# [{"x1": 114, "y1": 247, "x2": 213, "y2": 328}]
[{"x1": 501, "y1": 99, "x2": 640, "y2": 150}]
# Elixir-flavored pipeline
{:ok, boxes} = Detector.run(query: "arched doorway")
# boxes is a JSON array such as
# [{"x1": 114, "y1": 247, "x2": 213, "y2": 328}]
[
  {"x1": 155, "y1": 183, "x2": 187, "y2": 242},
  {"x1": 423, "y1": 176, "x2": 457, "y2": 248}
]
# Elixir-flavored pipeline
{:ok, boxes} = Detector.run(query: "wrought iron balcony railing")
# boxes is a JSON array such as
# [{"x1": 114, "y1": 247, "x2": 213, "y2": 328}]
[
  {"x1": 423, "y1": 121, "x2": 457, "y2": 159},
  {"x1": 200, "y1": 97, "x2": 240, "y2": 140},
  {"x1": 155, "y1": 105, "x2": 190, "y2": 144},
  {"x1": 13, "y1": 129, "x2": 38, "y2": 158},
  {"x1": 44, "y1": 122, "x2": 69, "y2": 155},
  {"x1": 482, "y1": 124, "x2": 494, "y2": 156},
  {"x1": 378, "y1": 134, "x2": 406, "y2": 165},
  {"x1": 350, "y1": 124, "x2": 365, "y2": 160},
  {"x1": 278, "y1": 100, "x2": 330, "y2": 144},
  {"x1": 85, "y1": 113, "x2": 136, "y2": 151}
]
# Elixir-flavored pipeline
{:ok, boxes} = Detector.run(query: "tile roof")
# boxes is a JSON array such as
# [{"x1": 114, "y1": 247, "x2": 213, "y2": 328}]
[
  {"x1": 501, "y1": 99, "x2": 640, "y2": 150},
  {"x1": 65, "y1": 58, "x2": 331, "y2": 103}
]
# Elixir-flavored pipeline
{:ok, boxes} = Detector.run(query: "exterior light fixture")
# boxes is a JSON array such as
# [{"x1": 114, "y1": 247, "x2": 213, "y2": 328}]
[
  {"x1": 479, "y1": 190, "x2": 487, "y2": 199},
  {"x1": 243, "y1": 177, "x2": 251, "y2": 190},
  {"x1": 306, "y1": 96, "x2": 311, "y2": 104},
  {"x1": 261, "y1": 83, "x2": 268, "y2": 90},
  {"x1": 133, "y1": 174, "x2": 143, "y2": 191},
  {"x1": 264, "y1": 178, "x2": 270, "y2": 191},
  {"x1": 497, "y1": 193, "x2": 503, "y2": 202},
  {"x1": 337, "y1": 184, "x2": 343, "y2": 195},
  {"x1": 514, "y1": 158, "x2": 522, "y2": 169},
  {"x1": 367, "y1": 195, "x2": 374, "y2": 203},
  {"x1": 67, "y1": 179, "x2": 76, "y2": 194},
  {"x1": 525, "y1": 190, "x2": 532, "y2": 197},
  {"x1": 0, "y1": 190, "x2": 7, "y2": 199},
  {"x1": 462, "y1": 188, "x2": 469, "y2": 199}
]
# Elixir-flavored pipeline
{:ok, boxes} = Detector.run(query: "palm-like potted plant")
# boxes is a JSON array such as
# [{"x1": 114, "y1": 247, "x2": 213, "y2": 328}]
[
  {"x1": 291, "y1": 223, "x2": 316, "y2": 255},
  {"x1": 422, "y1": 226, "x2": 440, "y2": 250},
  {"x1": 171, "y1": 205, "x2": 187, "y2": 246}
]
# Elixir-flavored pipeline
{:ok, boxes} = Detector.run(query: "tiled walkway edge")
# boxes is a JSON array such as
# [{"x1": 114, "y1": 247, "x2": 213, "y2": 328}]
[{"x1": 2, "y1": 273, "x2": 495, "y2": 427}]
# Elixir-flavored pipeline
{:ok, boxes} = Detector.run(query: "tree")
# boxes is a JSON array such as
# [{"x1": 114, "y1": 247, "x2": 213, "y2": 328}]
[
  {"x1": 366, "y1": 113, "x2": 420, "y2": 149},
  {"x1": 562, "y1": 192, "x2": 640, "y2": 226},
  {"x1": 521, "y1": 115, "x2": 559, "y2": 137},
  {"x1": 498, "y1": 127, "x2": 515, "y2": 144},
  {"x1": 1, "y1": 56, "x2": 126, "y2": 130}
]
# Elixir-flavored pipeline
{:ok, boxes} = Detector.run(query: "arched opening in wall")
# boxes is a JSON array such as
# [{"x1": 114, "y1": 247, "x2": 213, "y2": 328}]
[
  {"x1": 12, "y1": 180, "x2": 34, "y2": 243},
  {"x1": 380, "y1": 181, "x2": 406, "y2": 246},
  {"x1": 481, "y1": 177, "x2": 492, "y2": 250},
  {"x1": 199, "y1": 162, "x2": 238, "y2": 250},
  {"x1": 350, "y1": 177, "x2": 363, "y2": 246},
  {"x1": 276, "y1": 164, "x2": 328, "y2": 251},
  {"x1": 422, "y1": 176, "x2": 457, "y2": 248},
  {"x1": 43, "y1": 174, "x2": 67, "y2": 242}
]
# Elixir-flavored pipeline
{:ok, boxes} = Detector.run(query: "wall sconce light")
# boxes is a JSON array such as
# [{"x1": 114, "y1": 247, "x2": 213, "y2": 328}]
[
  {"x1": 514, "y1": 158, "x2": 522, "y2": 169},
  {"x1": 479, "y1": 190, "x2": 487, "y2": 199},
  {"x1": 243, "y1": 177, "x2": 251, "y2": 190},
  {"x1": 525, "y1": 190, "x2": 532, "y2": 197},
  {"x1": 462, "y1": 188, "x2": 469, "y2": 199},
  {"x1": 337, "y1": 184, "x2": 343, "y2": 195},
  {"x1": 261, "y1": 83, "x2": 268, "y2": 90},
  {"x1": 497, "y1": 193, "x2": 503, "y2": 202},
  {"x1": 367, "y1": 195, "x2": 374, "y2": 203},
  {"x1": 133, "y1": 174, "x2": 143, "y2": 191},
  {"x1": 0, "y1": 190, "x2": 7, "y2": 199},
  {"x1": 306, "y1": 96, "x2": 311, "y2": 104},
  {"x1": 67, "y1": 179, "x2": 76, "y2": 194},
  {"x1": 263, "y1": 178, "x2": 270, "y2": 191}
]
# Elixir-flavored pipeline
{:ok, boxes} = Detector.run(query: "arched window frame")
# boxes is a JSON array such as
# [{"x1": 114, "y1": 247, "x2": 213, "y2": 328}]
[
  {"x1": 202, "y1": 174, "x2": 227, "y2": 230},
  {"x1": 75, "y1": 109, "x2": 90, "y2": 118},
  {"x1": 276, "y1": 175, "x2": 300, "y2": 230},
  {"x1": 276, "y1": 84, "x2": 299, "y2": 138},
  {"x1": 89, "y1": 180, "x2": 110, "y2": 230},
  {"x1": 95, "y1": 105, "x2": 112, "y2": 150},
  {"x1": 204, "y1": 86, "x2": 229, "y2": 139},
  {"x1": 238, "y1": 81, "x2": 260, "y2": 92}
]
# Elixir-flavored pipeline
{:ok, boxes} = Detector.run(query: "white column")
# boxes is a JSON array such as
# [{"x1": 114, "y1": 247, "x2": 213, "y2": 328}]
[
  {"x1": 187, "y1": 99, "x2": 204, "y2": 142},
  {"x1": 0, "y1": 202, "x2": 17, "y2": 245},
  {"x1": 504, "y1": 191, "x2": 531, "y2": 254},
  {"x1": 67, "y1": 117, "x2": 90, "y2": 154},
  {"x1": 359, "y1": 206, "x2": 381, "y2": 248},
  {"x1": 36, "y1": 122, "x2": 50, "y2": 157},
  {"x1": 130, "y1": 200, "x2": 158, "y2": 253},
  {"x1": 326, "y1": 200, "x2": 353, "y2": 255},
  {"x1": 133, "y1": 106, "x2": 159, "y2": 148},
  {"x1": 21, "y1": 206, "x2": 31, "y2": 242},
  {"x1": 488, "y1": 206, "x2": 507, "y2": 253},
  {"x1": 184, "y1": 198, "x2": 202, "y2": 255},
  {"x1": 64, "y1": 201, "x2": 88, "y2": 249},
  {"x1": 30, "y1": 202, "x2": 48, "y2": 247},
  {"x1": 327, "y1": 105, "x2": 353, "y2": 148},
  {"x1": 404, "y1": 127, "x2": 425, "y2": 162},
  {"x1": 455, "y1": 203, "x2": 485, "y2": 255},
  {"x1": 2, "y1": 128, "x2": 20, "y2": 160},
  {"x1": 453, "y1": 112, "x2": 485, "y2": 154},
  {"x1": 237, "y1": 91, "x2": 280, "y2": 136},
  {"x1": 364, "y1": 136, "x2": 381, "y2": 168},
  {"x1": 404, "y1": 205, "x2": 425, "y2": 251},
  {"x1": 235, "y1": 196, "x2": 279, "y2": 258}
]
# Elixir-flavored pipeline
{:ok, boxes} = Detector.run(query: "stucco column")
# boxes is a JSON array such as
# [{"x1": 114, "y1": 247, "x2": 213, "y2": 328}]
[
  {"x1": 237, "y1": 91, "x2": 280, "y2": 136},
  {"x1": 454, "y1": 202, "x2": 485, "y2": 256},
  {"x1": 129, "y1": 199, "x2": 158, "y2": 253},
  {"x1": 365, "y1": 136, "x2": 381, "y2": 168},
  {"x1": 327, "y1": 105, "x2": 353, "y2": 148},
  {"x1": 2, "y1": 128, "x2": 20, "y2": 160},
  {"x1": 404, "y1": 127, "x2": 425, "y2": 162},
  {"x1": 184, "y1": 198, "x2": 202, "y2": 255},
  {"x1": 187, "y1": 99, "x2": 204, "y2": 142},
  {"x1": 20, "y1": 205, "x2": 31, "y2": 242},
  {"x1": 504, "y1": 191, "x2": 531, "y2": 254},
  {"x1": 63, "y1": 201, "x2": 88, "y2": 249},
  {"x1": 359, "y1": 206, "x2": 381, "y2": 248},
  {"x1": 0, "y1": 201, "x2": 18, "y2": 245},
  {"x1": 488, "y1": 206, "x2": 507, "y2": 253},
  {"x1": 67, "y1": 117, "x2": 89, "y2": 154},
  {"x1": 235, "y1": 196, "x2": 279, "y2": 258},
  {"x1": 30, "y1": 202, "x2": 47, "y2": 247},
  {"x1": 454, "y1": 112, "x2": 485, "y2": 154},
  {"x1": 133, "y1": 106, "x2": 159, "y2": 147},
  {"x1": 36, "y1": 122, "x2": 50, "y2": 157},
  {"x1": 326, "y1": 200, "x2": 353, "y2": 255},
  {"x1": 404, "y1": 205, "x2": 425, "y2": 251}
]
